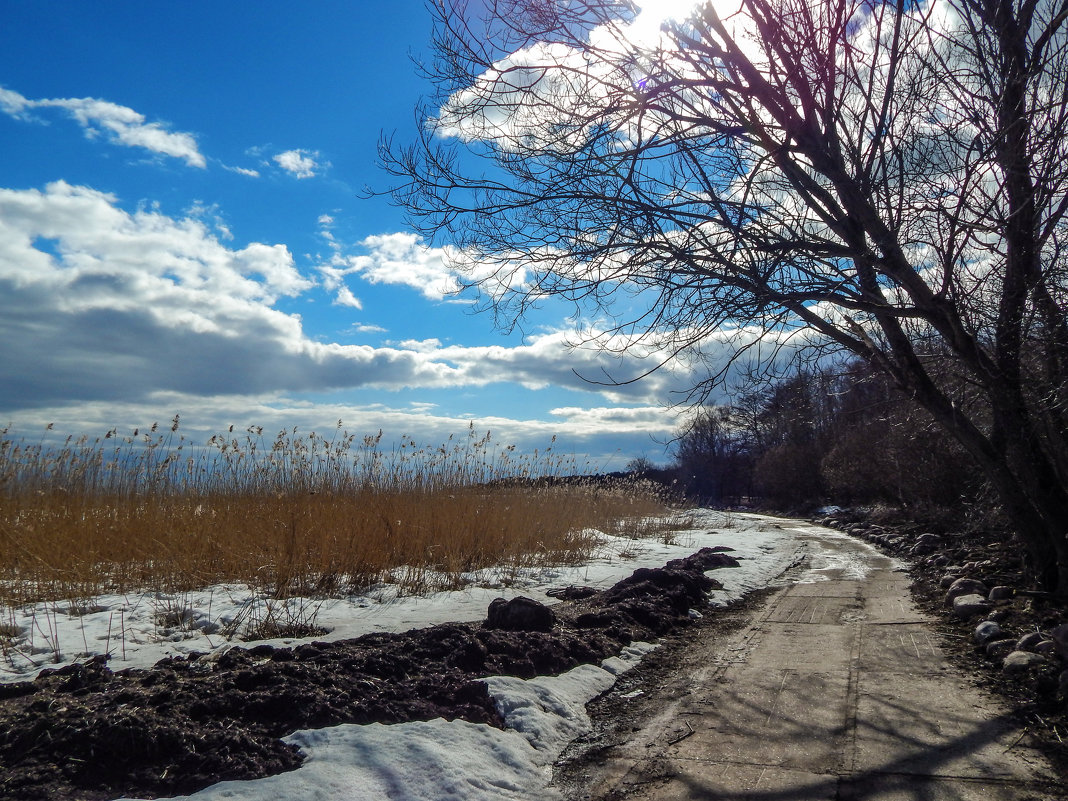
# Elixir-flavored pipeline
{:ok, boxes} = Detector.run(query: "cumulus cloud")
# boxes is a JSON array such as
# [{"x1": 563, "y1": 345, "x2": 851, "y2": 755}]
[
  {"x1": 0, "y1": 181, "x2": 457, "y2": 408},
  {"x1": 429, "y1": 331, "x2": 696, "y2": 402},
  {"x1": 273, "y1": 148, "x2": 322, "y2": 178},
  {"x1": 317, "y1": 229, "x2": 466, "y2": 302},
  {"x1": 437, "y1": 0, "x2": 774, "y2": 152},
  {"x1": 0, "y1": 181, "x2": 755, "y2": 469},
  {"x1": 0, "y1": 182, "x2": 709, "y2": 417},
  {"x1": 316, "y1": 215, "x2": 532, "y2": 307},
  {"x1": 0, "y1": 85, "x2": 206, "y2": 167},
  {"x1": 334, "y1": 285, "x2": 363, "y2": 309},
  {"x1": 353, "y1": 233, "x2": 462, "y2": 298}
]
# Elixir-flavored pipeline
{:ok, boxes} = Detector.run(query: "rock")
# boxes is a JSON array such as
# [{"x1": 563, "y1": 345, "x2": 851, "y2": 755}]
[
  {"x1": 484, "y1": 596, "x2": 556, "y2": 632},
  {"x1": 952, "y1": 594, "x2": 993, "y2": 618},
  {"x1": 1034, "y1": 664, "x2": 1062, "y2": 696},
  {"x1": 986, "y1": 639, "x2": 1016, "y2": 660},
  {"x1": 940, "y1": 573, "x2": 961, "y2": 589},
  {"x1": 945, "y1": 577, "x2": 989, "y2": 607},
  {"x1": 1016, "y1": 631, "x2": 1046, "y2": 652},
  {"x1": 1036, "y1": 640, "x2": 1057, "y2": 657},
  {"x1": 1059, "y1": 669, "x2": 1068, "y2": 698},
  {"x1": 1003, "y1": 650, "x2": 1047, "y2": 674},
  {"x1": 973, "y1": 620, "x2": 1003, "y2": 645},
  {"x1": 1051, "y1": 623, "x2": 1068, "y2": 661},
  {"x1": 911, "y1": 533, "x2": 942, "y2": 555},
  {"x1": 987, "y1": 586, "x2": 1014, "y2": 601}
]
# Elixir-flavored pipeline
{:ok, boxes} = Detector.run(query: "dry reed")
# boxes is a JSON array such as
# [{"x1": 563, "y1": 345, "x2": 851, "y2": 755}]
[{"x1": 0, "y1": 419, "x2": 681, "y2": 606}]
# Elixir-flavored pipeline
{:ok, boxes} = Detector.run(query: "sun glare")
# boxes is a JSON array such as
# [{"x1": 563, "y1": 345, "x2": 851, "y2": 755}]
[{"x1": 628, "y1": 0, "x2": 703, "y2": 41}]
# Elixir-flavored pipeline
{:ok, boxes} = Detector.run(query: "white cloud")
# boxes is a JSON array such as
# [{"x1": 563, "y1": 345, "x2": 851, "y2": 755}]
[
  {"x1": 273, "y1": 148, "x2": 322, "y2": 178},
  {"x1": 393, "y1": 337, "x2": 444, "y2": 353},
  {"x1": 186, "y1": 201, "x2": 234, "y2": 240},
  {"x1": 224, "y1": 164, "x2": 260, "y2": 177},
  {"x1": 334, "y1": 285, "x2": 363, "y2": 309},
  {"x1": 628, "y1": 0, "x2": 708, "y2": 41},
  {"x1": 316, "y1": 229, "x2": 466, "y2": 301},
  {"x1": 549, "y1": 405, "x2": 676, "y2": 431},
  {"x1": 0, "y1": 86, "x2": 29, "y2": 115},
  {"x1": 0, "y1": 182, "x2": 453, "y2": 407},
  {"x1": 0, "y1": 85, "x2": 206, "y2": 167},
  {"x1": 436, "y1": 0, "x2": 772, "y2": 151},
  {"x1": 0, "y1": 182, "x2": 707, "y2": 416},
  {"x1": 315, "y1": 218, "x2": 477, "y2": 305},
  {"x1": 356, "y1": 232, "x2": 462, "y2": 298},
  {"x1": 0, "y1": 391, "x2": 682, "y2": 467},
  {"x1": 0, "y1": 181, "x2": 760, "y2": 469}
]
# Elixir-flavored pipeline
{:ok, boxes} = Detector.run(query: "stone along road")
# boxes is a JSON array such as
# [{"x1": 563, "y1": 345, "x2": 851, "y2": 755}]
[{"x1": 559, "y1": 520, "x2": 1063, "y2": 800}]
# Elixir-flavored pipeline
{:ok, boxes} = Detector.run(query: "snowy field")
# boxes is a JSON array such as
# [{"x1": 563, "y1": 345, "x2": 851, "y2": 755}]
[{"x1": 2, "y1": 510, "x2": 877, "y2": 800}]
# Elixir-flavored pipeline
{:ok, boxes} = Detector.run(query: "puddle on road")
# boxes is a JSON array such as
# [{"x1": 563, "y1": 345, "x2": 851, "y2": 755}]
[{"x1": 770, "y1": 524, "x2": 903, "y2": 585}]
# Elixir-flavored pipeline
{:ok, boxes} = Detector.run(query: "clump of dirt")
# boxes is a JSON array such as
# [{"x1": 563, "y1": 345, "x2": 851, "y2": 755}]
[{"x1": 0, "y1": 547, "x2": 737, "y2": 801}]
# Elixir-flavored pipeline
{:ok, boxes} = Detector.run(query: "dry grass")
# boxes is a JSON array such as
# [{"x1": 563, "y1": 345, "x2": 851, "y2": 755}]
[{"x1": 0, "y1": 419, "x2": 681, "y2": 606}]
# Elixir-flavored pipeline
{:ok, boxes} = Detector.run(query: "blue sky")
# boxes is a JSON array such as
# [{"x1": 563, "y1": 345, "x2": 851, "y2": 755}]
[{"x1": 0, "y1": 1, "x2": 709, "y2": 468}]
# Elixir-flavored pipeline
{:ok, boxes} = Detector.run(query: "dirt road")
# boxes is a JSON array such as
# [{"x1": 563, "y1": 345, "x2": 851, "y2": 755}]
[{"x1": 555, "y1": 521, "x2": 1063, "y2": 800}]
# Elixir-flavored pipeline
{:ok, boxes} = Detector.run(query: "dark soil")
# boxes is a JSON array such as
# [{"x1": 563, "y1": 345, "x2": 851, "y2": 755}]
[{"x1": 0, "y1": 548, "x2": 740, "y2": 801}]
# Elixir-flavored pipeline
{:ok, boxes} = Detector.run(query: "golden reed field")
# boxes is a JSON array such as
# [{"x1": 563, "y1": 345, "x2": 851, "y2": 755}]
[{"x1": 0, "y1": 418, "x2": 681, "y2": 607}]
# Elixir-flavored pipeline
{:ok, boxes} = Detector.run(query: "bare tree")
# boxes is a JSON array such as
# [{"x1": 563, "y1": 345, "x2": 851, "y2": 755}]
[
  {"x1": 383, "y1": 0, "x2": 1068, "y2": 592},
  {"x1": 673, "y1": 405, "x2": 755, "y2": 502}
]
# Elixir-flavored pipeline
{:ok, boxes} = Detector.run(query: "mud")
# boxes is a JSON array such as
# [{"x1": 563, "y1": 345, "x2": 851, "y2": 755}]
[{"x1": 0, "y1": 547, "x2": 737, "y2": 801}]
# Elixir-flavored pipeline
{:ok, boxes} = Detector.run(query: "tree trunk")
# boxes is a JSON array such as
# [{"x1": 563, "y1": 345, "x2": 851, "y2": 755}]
[
  {"x1": 973, "y1": 439, "x2": 1068, "y2": 595},
  {"x1": 910, "y1": 371, "x2": 1068, "y2": 594}
]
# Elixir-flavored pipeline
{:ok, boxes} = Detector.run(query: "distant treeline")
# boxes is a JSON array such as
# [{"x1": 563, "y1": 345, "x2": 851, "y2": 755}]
[{"x1": 631, "y1": 360, "x2": 989, "y2": 523}]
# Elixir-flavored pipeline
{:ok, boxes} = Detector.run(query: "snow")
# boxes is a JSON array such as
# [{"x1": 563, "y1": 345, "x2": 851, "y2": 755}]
[
  {"x1": 2, "y1": 510, "x2": 843, "y2": 801},
  {"x1": 154, "y1": 642, "x2": 659, "y2": 801},
  {"x1": 0, "y1": 510, "x2": 797, "y2": 682}
]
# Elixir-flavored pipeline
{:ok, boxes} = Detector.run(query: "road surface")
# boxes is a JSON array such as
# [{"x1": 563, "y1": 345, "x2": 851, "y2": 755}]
[{"x1": 556, "y1": 520, "x2": 1061, "y2": 800}]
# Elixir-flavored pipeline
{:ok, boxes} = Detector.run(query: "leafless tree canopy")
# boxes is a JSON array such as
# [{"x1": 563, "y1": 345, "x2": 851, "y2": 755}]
[{"x1": 383, "y1": 0, "x2": 1068, "y2": 591}]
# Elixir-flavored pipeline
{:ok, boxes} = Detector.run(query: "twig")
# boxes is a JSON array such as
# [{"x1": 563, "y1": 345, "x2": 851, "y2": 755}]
[
  {"x1": 667, "y1": 722, "x2": 695, "y2": 745},
  {"x1": 1003, "y1": 727, "x2": 1029, "y2": 752}
]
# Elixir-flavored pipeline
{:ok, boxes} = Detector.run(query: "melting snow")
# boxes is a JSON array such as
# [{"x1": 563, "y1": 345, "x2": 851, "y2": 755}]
[{"x1": 3, "y1": 510, "x2": 816, "y2": 800}]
